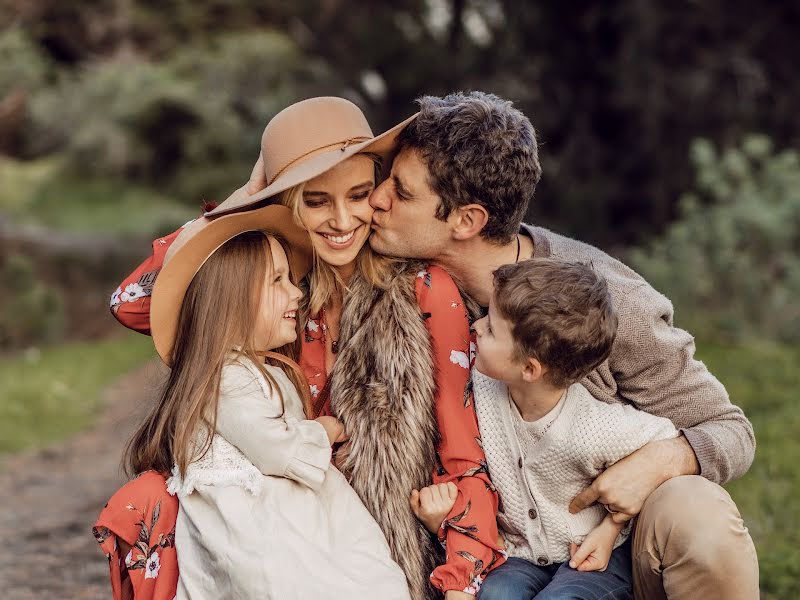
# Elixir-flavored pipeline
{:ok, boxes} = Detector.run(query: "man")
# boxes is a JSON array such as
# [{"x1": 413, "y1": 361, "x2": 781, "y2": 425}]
[{"x1": 367, "y1": 91, "x2": 758, "y2": 600}]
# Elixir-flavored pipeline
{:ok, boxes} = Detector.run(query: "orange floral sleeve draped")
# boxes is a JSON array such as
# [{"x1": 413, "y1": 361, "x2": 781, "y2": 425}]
[{"x1": 415, "y1": 266, "x2": 505, "y2": 594}]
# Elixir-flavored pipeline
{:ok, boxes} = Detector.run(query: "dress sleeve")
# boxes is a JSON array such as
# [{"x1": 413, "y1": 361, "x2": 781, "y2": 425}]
[
  {"x1": 92, "y1": 471, "x2": 179, "y2": 600},
  {"x1": 215, "y1": 362, "x2": 332, "y2": 490},
  {"x1": 109, "y1": 225, "x2": 187, "y2": 335},
  {"x1": 416, "y1": 266, "x2": 505, "y2": 596}
]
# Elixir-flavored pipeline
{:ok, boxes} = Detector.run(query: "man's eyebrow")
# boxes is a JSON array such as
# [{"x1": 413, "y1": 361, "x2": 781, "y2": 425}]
[{"x1": 393, "y1": 174, "x2": 413, "y2": 198}]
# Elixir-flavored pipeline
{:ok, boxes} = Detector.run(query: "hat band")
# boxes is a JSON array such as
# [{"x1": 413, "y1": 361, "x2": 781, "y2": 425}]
[{"x1": 268, "y1": 136, "x2": 372, "y2": 186}]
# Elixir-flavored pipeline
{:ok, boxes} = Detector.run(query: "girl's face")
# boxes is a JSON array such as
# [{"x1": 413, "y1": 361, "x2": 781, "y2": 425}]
[
  {"x1": 297, "y1": 155, "x2": 376, "y2": 268},
  {"x1": 254, "y1": 237, "x2": 304, "y2": 351}
]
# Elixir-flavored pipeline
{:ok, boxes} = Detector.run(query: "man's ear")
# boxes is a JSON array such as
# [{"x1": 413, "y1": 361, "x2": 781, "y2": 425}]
[
  {"x1": 521, "y1": 357, "x2": 546, "y2": 383},
  {"x1": 451, "y1": 204, "x2": 489, "y2": 241}
]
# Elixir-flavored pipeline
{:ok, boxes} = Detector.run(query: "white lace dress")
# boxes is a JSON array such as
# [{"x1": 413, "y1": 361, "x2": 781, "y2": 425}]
[{"x1": 167, "y1": 357, "x2": 410, "y2": 600}]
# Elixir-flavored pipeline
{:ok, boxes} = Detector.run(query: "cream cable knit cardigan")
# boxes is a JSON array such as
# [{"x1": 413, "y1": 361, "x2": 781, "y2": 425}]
[{"x1": 473, "y1": 370, "x2": 678, "y2": 565}]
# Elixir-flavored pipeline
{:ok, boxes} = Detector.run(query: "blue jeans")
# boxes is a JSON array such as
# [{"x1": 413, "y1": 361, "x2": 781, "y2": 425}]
[{"x1": 477, "y1": 539, "x2": 632, "y2": 600}]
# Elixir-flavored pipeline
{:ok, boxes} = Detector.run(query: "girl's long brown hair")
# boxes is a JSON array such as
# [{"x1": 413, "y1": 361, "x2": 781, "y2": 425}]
[{"x1": 125, "y1": 231, "x2": 306, "y2": 477}]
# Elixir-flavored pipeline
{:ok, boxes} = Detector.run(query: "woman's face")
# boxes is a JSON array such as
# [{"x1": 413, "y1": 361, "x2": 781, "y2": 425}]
[
  {"x1": 254, "y1": 237, "x2": 303, "y2": 351},
  {"x1": 297, "y1": 155, "x2": 376, "y2": 268}
]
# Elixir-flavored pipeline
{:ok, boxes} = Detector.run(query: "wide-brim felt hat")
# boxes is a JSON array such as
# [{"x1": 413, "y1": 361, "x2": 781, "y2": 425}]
[
  {"x1": 150, "y1": 203, "x2": 313, "y2": 365},
  {"x1": 206, "y1": 96, "x2": 417, "y2": 217}
]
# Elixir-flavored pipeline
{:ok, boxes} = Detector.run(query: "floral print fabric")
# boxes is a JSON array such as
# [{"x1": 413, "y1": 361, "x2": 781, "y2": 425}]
[{"x1": 93, "y1": 471, "x2": 178, "y2": 600}]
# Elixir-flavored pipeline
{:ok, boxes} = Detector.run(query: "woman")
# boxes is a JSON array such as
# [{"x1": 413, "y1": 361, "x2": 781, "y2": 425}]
[{"x1": 98, "y1": 97, "x2": 504, "y2": 600}]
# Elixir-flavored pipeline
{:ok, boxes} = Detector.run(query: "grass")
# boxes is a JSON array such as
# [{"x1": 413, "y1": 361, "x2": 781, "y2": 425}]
[
  {"x1": 697, "y1": 339, "x2": 800, "y2": 599},
  {"x1": 0, "y1": 331, "x2": 155, "y2": 457},
  {"x1": 0, "y1": 157, "x2": 193, "y2": 237}
]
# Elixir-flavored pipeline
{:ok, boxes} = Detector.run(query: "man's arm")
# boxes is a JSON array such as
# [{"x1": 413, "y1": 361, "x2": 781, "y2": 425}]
[
  {"x1": 610, "y1": 283, "x2": 755, "y2": 484},
  {"x1": 416, "y1": 266, "x2": 505, "y2": 597}
]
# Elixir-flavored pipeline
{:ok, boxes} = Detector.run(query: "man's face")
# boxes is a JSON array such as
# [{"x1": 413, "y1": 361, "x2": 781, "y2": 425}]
[{"x1": 368, "y1": 147, "x2": 453, "y2": 259}]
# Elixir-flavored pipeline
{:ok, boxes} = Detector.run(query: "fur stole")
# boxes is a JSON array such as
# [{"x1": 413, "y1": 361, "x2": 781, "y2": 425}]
[{"x1": 330, "y1": 260, "x2": 442, "y2": 600}]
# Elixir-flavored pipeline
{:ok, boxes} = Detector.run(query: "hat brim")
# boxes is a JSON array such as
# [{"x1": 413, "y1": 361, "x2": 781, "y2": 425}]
[
  {"x1": 206, "y1": 112, "x2": 418, "y2": 218},
  {"x1": 150, "y1": 203, "x2": 313, "y2": 365}
]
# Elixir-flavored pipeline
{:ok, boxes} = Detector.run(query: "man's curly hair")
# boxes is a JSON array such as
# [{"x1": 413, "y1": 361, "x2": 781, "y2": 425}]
[{"x1": 397, "y1": 91, "x2": 541, "y2": 244}]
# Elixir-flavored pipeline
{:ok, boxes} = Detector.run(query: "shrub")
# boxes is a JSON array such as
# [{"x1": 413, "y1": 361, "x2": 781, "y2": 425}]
[
  {"x1": 630, "y1": 135, "x2": 800, "y2": 343},
  {"x1": 0, "y1": 253, "x2": 65, "y2": 349}
]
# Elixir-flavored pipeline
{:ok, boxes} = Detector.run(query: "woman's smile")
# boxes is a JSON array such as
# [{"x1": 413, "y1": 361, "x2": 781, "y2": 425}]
[{"x1": 317, "y1": 224, "x2": 365, "y2": 251}]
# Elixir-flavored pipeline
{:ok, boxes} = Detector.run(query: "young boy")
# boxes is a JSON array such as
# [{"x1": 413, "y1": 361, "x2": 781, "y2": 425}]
[{"x1": 413, "y1": 258, "x2": 678, "y2": 599}]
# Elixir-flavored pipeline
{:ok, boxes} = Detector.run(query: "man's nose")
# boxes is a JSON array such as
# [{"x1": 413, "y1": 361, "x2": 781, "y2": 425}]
[{"x1": 369, "y1": 180, "x2": 392, "y2": 211}]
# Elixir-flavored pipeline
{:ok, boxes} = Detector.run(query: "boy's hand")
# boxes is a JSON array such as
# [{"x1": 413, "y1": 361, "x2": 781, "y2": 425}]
[
  {"x1": 410, "y1": 482, "x2": 459, "y2": 534},
  {"x1": 568, "y1": 515, "x2": 624, "y2": 572},
  {"x1": 315, "y1": 416, "x2": 347, "y2": 446}
]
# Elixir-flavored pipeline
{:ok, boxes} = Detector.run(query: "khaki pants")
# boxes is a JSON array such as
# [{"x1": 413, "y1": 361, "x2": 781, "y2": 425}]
[{"x1": 632, "y1": 476, "x2": 759, "y2": 600}]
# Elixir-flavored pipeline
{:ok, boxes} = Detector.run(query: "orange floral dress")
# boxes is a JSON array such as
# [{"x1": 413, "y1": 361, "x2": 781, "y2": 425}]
[
  {"x1": 100, "y1": 226, "x2": 504, "y2": 597},
  {"x1": 93, "y1": 471, "x2": 179, "y2": 600}
]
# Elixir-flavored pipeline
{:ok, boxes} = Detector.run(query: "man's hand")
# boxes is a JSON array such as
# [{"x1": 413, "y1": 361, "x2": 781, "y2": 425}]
[
  {"x1": 410, "y1": 482, "x2": 458, "y2": 534},
  {"x1": 569, "y1": 436, "x2": 700, "y2": 523},
  {"x1": 568, "y1": 515, "x2": 623, "y2": 572}
]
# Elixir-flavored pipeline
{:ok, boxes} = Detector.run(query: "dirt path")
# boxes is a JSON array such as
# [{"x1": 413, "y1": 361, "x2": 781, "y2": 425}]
[{"x1": 0, "y1": 360, "x2": 167, "y2": 599}]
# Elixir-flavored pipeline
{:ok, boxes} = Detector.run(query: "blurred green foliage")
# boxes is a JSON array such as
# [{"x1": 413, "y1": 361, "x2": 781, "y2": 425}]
[
  {"x1": 631, "y1": 136, "x2": 800, "y2": 343},
  {"x1": 0, "y1": 253, "x2": 65, "y2": 348},
  {"x1": 26, "y1": 30, "x2": 329, "y2": 198},
  {"x1": 4, "y1": 2, "x2": 800, "y2": 245}
]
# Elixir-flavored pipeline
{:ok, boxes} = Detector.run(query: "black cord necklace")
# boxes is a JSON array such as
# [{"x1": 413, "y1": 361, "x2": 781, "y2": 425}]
[{"x1": 515, "y1": 234, "x2": 521, "y2": 263}]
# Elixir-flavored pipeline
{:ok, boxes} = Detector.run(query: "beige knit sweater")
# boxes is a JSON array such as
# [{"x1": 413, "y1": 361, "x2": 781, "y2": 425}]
[{"x1": 521, "y1": 224, "x2": 755, "y2": 484}]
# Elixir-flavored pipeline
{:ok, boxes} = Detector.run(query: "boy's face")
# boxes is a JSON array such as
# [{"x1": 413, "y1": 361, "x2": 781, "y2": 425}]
[{"x1": 473, "y1": 293, "x2": 525, "y2": 383}]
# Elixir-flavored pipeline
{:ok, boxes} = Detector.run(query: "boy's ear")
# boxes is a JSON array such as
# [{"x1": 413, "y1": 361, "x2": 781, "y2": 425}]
[
  {"x1": 451, "y1": 204, "x2": 489, "y2": 241},
  {"x1": 521, "y1": 357, "x2": 546, "y2": 383}
]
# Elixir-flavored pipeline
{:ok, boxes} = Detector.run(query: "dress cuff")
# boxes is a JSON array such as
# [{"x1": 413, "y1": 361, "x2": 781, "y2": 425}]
[{"x1": 284, "y1": 417, "x2": 332, "y2": 490}]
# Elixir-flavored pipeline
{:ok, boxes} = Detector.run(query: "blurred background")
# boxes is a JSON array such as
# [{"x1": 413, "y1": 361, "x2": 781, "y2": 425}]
[{"x1": 0, "y1": 1, "x2": 798, "y2": 598}]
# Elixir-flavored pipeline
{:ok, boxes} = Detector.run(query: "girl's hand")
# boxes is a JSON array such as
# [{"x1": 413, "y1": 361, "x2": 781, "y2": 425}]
[
  {"x1": 315, "y1": 416, "x2": 347, "y2": 445},
  {"x1": 410, "y1": 482, "x2": 459, "y2": 534},
  {"x1": 568, "y1": 515, "x2": 624, "y2": 572}
]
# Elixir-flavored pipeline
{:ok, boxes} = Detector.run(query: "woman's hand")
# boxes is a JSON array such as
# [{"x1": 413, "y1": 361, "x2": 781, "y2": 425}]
[{"x1": 315, "y1": 416, "x2": 347, "y2": 445}]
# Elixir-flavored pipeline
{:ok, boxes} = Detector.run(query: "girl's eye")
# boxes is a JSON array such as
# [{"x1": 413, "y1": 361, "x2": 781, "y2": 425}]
[
  {"x1": 351, "y1": 191, "x2": 370, "y2": 201},
  {"x1": 303, "y1": 199, "x2": 326, "y2": 208}
]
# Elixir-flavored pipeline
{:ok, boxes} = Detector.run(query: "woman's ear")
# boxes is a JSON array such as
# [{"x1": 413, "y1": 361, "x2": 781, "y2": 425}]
[
  {"x1": 521, "y1": 357, "x2": 546, "y2": 383},
  {"x1": 451, "y1": 204, "x2": 489, "y2": 241}
]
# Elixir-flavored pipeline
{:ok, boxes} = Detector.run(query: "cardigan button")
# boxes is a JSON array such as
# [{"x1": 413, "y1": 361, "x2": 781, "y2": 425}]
[
  {"x1": 537, "y1": 556, "x2": 548, "y2": 566},
  {"x1": 528, "y1": 508, "x2": 537, "y2": 520},
  {"x1": 518, "y1": 457, "x2": 523, "y2": 468}
]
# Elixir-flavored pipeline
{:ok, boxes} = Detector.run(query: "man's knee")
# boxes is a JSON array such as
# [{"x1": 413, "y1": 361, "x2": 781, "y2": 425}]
[{"x1": 636, "y1": 475, "x2": 754, "y2": 570}]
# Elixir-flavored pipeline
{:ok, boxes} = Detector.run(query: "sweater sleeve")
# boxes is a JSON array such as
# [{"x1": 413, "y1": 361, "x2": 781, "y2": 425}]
[
  {"x1": 417, "y1": 266, "x2": 505, "y2": 596},
  {"x1": 611, "y1": 283, "x2": 755, "y2": 484},
  {"x1": 580, "y1": 393, "x2": 680, "y2": 470},
  {"x1": 215, "y1": 363, "x2": 332, "y2": 490}
]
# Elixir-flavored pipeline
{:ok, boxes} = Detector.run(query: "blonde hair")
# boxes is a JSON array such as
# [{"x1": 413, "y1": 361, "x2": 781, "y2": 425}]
[
  {"x1": 281, "y1": 153, "x2": 397, "y2": 316},
  {"x1": 125, "y1": 231, "x2": 307, "y2": 477}
]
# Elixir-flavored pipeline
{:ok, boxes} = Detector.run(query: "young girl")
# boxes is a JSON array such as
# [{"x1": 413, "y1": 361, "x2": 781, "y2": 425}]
[{"x1": 96, "y1": 205, "x2": 410, "y2": 599}]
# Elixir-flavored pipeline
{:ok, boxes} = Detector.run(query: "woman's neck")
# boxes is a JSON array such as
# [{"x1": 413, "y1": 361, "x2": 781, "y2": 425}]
[{"x1": 333, "y1": 260, "x2": 357, "y2": 282}]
